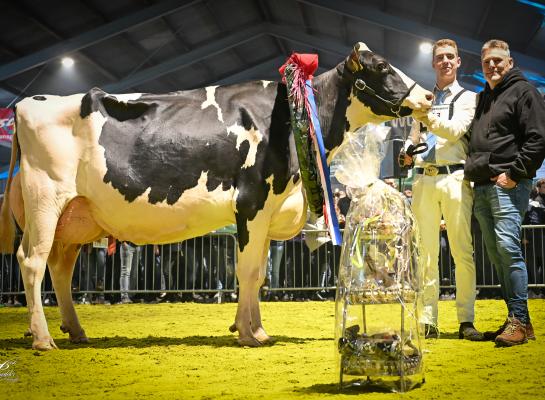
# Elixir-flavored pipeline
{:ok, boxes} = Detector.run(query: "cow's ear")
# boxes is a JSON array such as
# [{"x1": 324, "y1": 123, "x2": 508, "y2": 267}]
[{"x1": 346, "y1": 45, "x2": 363, "y2": 73}]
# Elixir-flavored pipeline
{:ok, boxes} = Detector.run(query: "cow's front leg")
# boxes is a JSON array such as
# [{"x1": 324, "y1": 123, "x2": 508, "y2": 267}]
[
  {"x1": 48, "y1": 242, "x2": 88, "y2": 344},
  {"x1": 234, "y1": 281, "x2": 261, "y2": 346},
  {"x1": 232, "y1": 215, "x2": 271, "y2": 346},
  {"x1": 250, "y1": 238, "x2": 271, "y2": 343}
]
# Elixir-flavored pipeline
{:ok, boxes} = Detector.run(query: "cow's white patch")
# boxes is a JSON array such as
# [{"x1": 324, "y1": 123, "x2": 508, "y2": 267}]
[
  {"x1": 346, "y1": 94, "x2": 390, "y2": 127},
  {"x1": 227, "y1": 122, "x2": 263, "y2": 169},
  {"x1": 111, "y1": 93, "x2": 143, "y2": 102},
  {"x1": 262, "y1": 80, "x2": 273, "y2": 88},
  {"x1": 201, "y1": 86, "x2": 223, "y2": 122}
]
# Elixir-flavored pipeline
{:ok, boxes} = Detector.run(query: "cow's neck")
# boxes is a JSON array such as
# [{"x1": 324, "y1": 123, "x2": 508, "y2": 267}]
[{"x1": 312, "y1": 67, "x2": 352, "y2": 163}]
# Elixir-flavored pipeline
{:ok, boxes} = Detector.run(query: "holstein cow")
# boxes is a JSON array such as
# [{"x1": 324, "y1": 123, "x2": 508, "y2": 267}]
[{"x1": 0, "y1": 43, "x2": 432, "y2": 350}]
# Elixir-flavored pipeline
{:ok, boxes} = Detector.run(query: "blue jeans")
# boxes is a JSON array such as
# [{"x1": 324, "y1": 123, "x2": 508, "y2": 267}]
[
  {"x1": 267, "y1": 241, "x2": 285, "y2": 289},
  {"x1": 120, "y1": 243, "x2": 140, "y2": 299},
  {"x1": 473, "y1": 179, "x2": 532, "y2": 324}
]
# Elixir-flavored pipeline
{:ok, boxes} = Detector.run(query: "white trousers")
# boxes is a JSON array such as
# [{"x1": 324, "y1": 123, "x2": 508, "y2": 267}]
[{"x1": 412, "y1": 170, "x2": 476, "y2": 325}]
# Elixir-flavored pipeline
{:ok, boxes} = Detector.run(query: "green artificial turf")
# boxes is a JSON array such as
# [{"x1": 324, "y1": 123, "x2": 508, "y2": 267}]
[{"x1": 0, "y1": 299, "x2": 543, "y2": 399}]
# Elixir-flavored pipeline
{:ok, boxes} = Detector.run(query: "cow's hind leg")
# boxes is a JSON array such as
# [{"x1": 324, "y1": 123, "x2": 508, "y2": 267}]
[
  {"x1": 18, "y1": 176, "x2": 65, "y2": 350},
  {"x1": 18, "y1": 226, "x2": 58, "y2": 350},
  {"x1": 48, "y1": 242, "x2": 88, "y2": 343}
]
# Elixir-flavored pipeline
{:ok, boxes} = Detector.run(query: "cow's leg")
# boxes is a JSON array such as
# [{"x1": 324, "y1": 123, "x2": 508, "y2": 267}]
[
  {"x1": 233, "y1": 219, "x2": 270, "y2": 346},
  {"x1": 18, "y1": 177, "x2": 63, "y2": 350},
  {"x1": 231, "y1": 239, "x2": 271, "y2": 343},
  {"x1": 48, "y1": 242, "x2": 88, "y2": 343},
  {"x1": 18, "y1": 224, "x2": 58, "y2": 350},
  {"x1": 250, "y1": 239, "x2": 272, "y2": 343}
]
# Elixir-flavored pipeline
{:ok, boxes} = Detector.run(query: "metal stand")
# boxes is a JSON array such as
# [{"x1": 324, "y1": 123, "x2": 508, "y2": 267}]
[{"x1": 338, "y1": 292, "x2": 420, "y2": 392}]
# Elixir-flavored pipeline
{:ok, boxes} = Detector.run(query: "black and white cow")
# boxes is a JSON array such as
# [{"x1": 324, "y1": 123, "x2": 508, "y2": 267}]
[{"x1": 0, "y1": 42, "x2": 432, "y2": 350}]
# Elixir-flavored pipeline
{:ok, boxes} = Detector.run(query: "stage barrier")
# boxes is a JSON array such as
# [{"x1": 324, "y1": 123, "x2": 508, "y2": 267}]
[{"x1": 1, "y1": 227, "x2": 545, "y2": 303}]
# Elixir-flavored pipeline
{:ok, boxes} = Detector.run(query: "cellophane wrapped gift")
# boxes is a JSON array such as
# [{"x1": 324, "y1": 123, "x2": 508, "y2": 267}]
[{"x1": 332, "y1": 125, "x2": 425, "y2": 392}]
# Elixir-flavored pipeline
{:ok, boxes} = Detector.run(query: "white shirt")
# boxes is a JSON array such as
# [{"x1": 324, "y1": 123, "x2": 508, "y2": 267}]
[{"x1": 410, "y1": 80, "x2": 477, "y2": 166}]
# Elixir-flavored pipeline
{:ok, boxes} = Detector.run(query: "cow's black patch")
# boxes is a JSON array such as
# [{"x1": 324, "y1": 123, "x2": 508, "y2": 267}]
[
  {"x1": 313, "y1": 69, "x2": 352, "y2": 154},
  {"x1": 213, "y1": 83, "x2": 297, "y2": 250},
  {"x1": 102, "y1": 96, "x2": 152, "y2": 121},
  {"x1": 350, "y1": 51, "x2": 413, "y2": 118},
  {"x1": 83, "y1": 48, "x2": 408, "y2": 252},
  {"x1": 80, "y1": 88, "x2": 103, "y2": 119},
  {"x1": 32, "y1": 95, "x2": 46, "y2": 101},
  {"x1": 240, "y1": 108, "x2": 254, "y2": 131},
  {"x1": 86, "y1": 84, "x2": 298, "y2": 251}
]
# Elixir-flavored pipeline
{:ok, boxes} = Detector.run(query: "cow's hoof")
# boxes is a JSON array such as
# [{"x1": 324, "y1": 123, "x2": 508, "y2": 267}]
[
  {"x1": 32, "y1": 338, "x2": 58, "y2": 351},
  {"x1": 69, "y1": 334, "x2": 89, "y2": 344},
  {"x1": 24, "y1": 328, "x2": 32, "y2": 337},
  {"x1": 253, "y1": 327, "x2": 271, "y2": 344},
  {"x1": 61, "y1": 325, "x2": 88, "y2": 343},
  {"x1": 228, "y1": 323, "x2": 237, "y2": 333},
  {"x1": 69, "y1": 329, "x2": 89, "y2": 344},
  {"x1": 237, "y1": 336, "x2": 262, "y2": 347}
]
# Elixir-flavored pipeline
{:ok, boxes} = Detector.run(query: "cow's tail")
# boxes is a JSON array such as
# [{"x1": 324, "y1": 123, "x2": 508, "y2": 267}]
[{"x1": 0, "y1": 121, "x2": 18, "y2": 254}]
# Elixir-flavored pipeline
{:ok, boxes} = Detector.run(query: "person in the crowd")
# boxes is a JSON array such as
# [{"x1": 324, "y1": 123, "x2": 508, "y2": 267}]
[
  {"x1": 523, "y1": 179, "x2": 545, "y2": 288},
  {"x1": 525, "y1": 179, "x2": 545, "y2": 225},
  {"x1": 119, "y1": 241, "x2": 141, "y2": 304},
  {"x1": 401, "y1": 38, "x2": 482, "y2": 340},
  {"x1": 465, "y1": 39, "x2": 545, "y2": 346},
  {"x1": 266, "y1": 240, "x2": 285, "y2": 301},
  {"x1": 74, "y1": 243, "x2": 107, "y2": 304}
]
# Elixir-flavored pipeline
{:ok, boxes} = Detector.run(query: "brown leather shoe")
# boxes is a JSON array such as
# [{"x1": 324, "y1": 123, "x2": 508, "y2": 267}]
[
  {"x1": 526, "y1": 322, "x2": 536, "y2": 340},
  {"x1": 459, "y1": 322, "x2": 484, "y2": 341},
  {"x1": 483, "y1": 318, "x2": 508, "y2": 341},
  {"x1": 495, "y1": 317, "x2": 528, "y2": 347}
]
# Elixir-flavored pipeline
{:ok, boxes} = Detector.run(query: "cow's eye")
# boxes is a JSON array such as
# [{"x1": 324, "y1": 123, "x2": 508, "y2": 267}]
[{"x1": 377, "y1": 62, "x2": 389, "y2": 72}]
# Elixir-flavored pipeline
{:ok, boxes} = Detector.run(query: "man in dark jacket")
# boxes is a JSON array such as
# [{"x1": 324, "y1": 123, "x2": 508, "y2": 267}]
[{"x1": 465, "y1": 39, "x2": 545, "y2": 346}]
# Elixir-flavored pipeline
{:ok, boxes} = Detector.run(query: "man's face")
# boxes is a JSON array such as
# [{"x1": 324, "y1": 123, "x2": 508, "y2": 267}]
[
  {"x1": 432, "y1": 45, "x2": 460, "y2": 82},
  {"x1": 481, "y1": 47, "x2": 513, "y2": 89}
]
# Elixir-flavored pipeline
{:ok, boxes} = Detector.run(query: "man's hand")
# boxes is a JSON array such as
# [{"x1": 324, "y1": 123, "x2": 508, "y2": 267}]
[
  {"x1": 491, "y1": 172, "x2": 517, "y2": 189},
  {"x1": 411, "y1": 110, "x2": 431, "y2": 127}
]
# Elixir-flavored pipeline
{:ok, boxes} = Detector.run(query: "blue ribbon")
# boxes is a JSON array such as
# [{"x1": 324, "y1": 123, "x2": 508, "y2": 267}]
[{"x1": 305, "y1": 80, "x2": 342, "y2": 245}]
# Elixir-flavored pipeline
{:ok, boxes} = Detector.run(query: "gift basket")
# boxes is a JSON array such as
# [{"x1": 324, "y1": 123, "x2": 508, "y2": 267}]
[{"x1": 333, "y1": 125, "x2": 424, "y2": 392}]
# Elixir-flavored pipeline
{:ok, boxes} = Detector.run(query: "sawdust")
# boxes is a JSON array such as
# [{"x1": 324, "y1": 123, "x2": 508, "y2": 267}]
[{"x1": 0, "y1": 300, "x2": 544, "y2": 399}]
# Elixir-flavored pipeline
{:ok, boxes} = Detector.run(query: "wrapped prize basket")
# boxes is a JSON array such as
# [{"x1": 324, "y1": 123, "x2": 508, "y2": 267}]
[{"x1": 332, "y1": 125, "x2": 425, "y2": 392}]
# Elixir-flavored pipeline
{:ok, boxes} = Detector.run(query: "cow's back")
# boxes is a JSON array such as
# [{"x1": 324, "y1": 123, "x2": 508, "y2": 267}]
[{"x1": 15, "y1": 82, "x2": 302, "y2": 245}]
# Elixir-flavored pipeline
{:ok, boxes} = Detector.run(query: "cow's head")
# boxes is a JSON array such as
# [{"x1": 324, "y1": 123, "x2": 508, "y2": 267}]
[{"x1": 343, "y1": 42, "x2": 432, "y2": 127}]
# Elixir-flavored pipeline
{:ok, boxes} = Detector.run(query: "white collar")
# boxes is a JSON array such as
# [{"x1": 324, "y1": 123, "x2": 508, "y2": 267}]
[{"x1": 434, "y1": 80, "x2": 463, "y2": 95}]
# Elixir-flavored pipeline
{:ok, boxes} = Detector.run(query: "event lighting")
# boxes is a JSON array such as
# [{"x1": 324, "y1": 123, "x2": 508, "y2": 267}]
[
  {"x1": 419, "y1": 42, "x2": 433, "y2": 54},
  {"x1": 61, "y1": 57, "x2": 74, "y2": 67}
]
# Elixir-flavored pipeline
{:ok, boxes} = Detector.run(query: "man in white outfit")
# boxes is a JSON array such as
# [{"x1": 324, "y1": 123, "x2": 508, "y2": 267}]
[{"x1": 402, "y1": 39, "x2": 483, "y2": 340}]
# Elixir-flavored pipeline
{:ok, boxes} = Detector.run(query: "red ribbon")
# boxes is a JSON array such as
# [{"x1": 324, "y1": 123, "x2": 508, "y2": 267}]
[{"x1": 279, "y1": 53, "x2": 318, "y2": 83}]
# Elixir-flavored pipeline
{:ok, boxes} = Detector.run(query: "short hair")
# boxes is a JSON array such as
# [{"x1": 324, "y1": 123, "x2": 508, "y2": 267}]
[
  {"x1": 537, "y1": 178, "x2": 545, "y2": 188},
  {"x1": 433, "y1": 39, "x2": 458, "y2": 58},
  {"x1": 481, "y1": 39, "x2": 510, "y2": 57}
]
